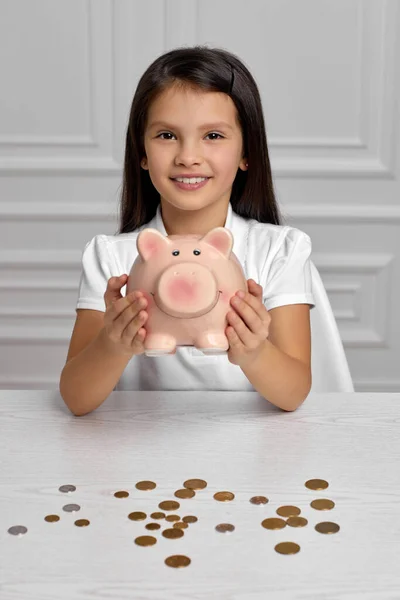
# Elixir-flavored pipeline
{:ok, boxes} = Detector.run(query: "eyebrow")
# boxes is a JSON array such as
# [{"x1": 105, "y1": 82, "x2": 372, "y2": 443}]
[{"x1": 149, "y1": 121, "x2": 234, "y2": 131}]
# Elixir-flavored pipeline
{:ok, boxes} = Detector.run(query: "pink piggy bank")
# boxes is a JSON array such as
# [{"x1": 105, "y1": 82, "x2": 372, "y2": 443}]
[{"x1": 126, "y1": 226, "x2": 248, "y2": 356}]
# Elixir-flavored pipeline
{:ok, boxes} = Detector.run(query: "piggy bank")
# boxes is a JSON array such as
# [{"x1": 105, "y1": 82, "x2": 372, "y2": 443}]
[{"x1": 126, "y1": 226, "x2": 248, "y2": 356}]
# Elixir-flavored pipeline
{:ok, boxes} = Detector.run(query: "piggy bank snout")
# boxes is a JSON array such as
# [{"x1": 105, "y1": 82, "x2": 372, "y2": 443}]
[{"x1": 155, "y1": 262, "x2": 220, "y2": 319}]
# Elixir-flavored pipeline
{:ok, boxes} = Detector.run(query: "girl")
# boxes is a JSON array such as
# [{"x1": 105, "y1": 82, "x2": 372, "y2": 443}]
[{"x1": 60, "y1": 46, "x2": 315, "y2": 417}]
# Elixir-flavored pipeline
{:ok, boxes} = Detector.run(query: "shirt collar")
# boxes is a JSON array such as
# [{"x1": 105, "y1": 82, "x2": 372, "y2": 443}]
[{"x1": 152, "y1": 201, "x2": 234, "y2": 237}]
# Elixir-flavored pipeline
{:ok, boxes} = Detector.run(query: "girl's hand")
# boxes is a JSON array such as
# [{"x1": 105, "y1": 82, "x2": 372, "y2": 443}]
[{"x1": 226, "y1": 279, "x2": 271, "y2": 368}]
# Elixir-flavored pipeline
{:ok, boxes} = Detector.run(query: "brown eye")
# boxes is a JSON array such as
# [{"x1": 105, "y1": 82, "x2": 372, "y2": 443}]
[{"x1": 193, "y1": 249, "x2": 201, "y2": 256}]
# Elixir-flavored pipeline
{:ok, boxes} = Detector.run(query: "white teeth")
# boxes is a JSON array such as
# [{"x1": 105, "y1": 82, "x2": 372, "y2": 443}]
[{"x1": 175, "y1": 177, "x2": 207, "y2": 184}]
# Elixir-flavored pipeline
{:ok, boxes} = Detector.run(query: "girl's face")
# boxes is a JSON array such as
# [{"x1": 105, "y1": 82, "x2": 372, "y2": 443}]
[{"x1": 142, "y1": 84, "x2": 247, "y2": 213}]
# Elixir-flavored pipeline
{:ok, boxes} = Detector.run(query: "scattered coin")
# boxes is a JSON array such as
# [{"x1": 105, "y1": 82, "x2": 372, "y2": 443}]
[
  {"x1": 150, "y1": 512, "x2": 165, "y2": 520},
  {"x1": 162, "y1": 528, "x2": 184, "y2": 539},
  {"x1": 261, "y1": 518, "x2": 287, "y2": 530},
  {"x1": 44, "y1": 515, "x2": 60, "y2": 522},
  {"x1": 173, "y1": 522, "x2": 188, "y2": 529},
  {"x1": 310, "y1": 499, "x2": 335, "y2": 510},
  {"x1": 145, "y1": 523, "x2": 161, "y2": 531},
  {"x1": 305, "y1": 479, "x2": 329, "y2": 491},
  {"x1": 215, "y1": 523, "x2": 235, "y2": 533},
  {"x1": 62, "y1": 504, "x2": 80, "y2": 513},
  {"x1": 135, "y1": 481, "x2": 156, "y2": 491},
  {"x1": 165, "y1": 555, "x2": 191, "y2": 568},
  {"x1": 315, "y1": 521, "x2": 340, "y2": 534},
  {"x1": 59, "y1": 484, "x2": 76, "y2": 493},
  {"x1": 165, "y1": 515, "x2": 181, "y2": 522},
  {"x1": 213, "y1": 491, "x2": 235, "y2": 502},
  {"x1": 182, "y1": 516, "x2": 198, "y2": 524},
  {"x1": 114, "y1": 491, "x2": 129, "y2": 498},
  {"x1": 8, "y1": 525, "x2": 27, "y2": 536},
  {"x1": 275, "y1": 542, "x2": 300, "y2": 555},
  {"x1": 174, "y1": 488, "x2": 196, "y2": 499},
  {"x1": 135, "y1": 535, "x2": 157, "y2": 546},
  {"x1": 276, "y1": 506, "x2": 301, "y2": 518},
  {"x1": 128, "y1": 511, "x2": 147, "y2": 521},
  {"x1": 74, "y1": 519, "x2": 90, "y2": 527},
  {"x1": 159, "y1": 500, "x2": 180, "y2": 511},
  {"x1": 286, "y1": 516, "x2": 308, "y2": 528},
  {"x1": 250, "y1": 496, "x2": 269, "y2": 505},
  {"x1": 183, "y1": 479, "x2": 207, "y2": 490}
]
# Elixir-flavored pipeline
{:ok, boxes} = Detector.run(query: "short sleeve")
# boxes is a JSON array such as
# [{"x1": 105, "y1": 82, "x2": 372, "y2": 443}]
[
  {"x1": 261, "y1": 228, "x2": 315, "y2": 311},
  {"x1": 75, "y1": 235, "x2": 120, "y2": 313}
]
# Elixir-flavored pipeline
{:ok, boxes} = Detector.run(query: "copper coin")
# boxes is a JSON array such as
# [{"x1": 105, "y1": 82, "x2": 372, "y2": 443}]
[
  {"x1": 128, "y1": 511, "x2": 147, "y2": 521},
  {"x1": 183, "y1": 479, "x2": 207, "y2": 490},
  {"x1": 165, "y1": 515, "x2": 181, "y2": 522},
  {"x1": 173, "y1": 522, "x2": 188, "y2": 529},
  {"x1": 213, "y1": 491, "x2": 235, "y2": 502},
  {"x1": 62, "y1": 504, "x2": 80, "y2": 513},
  {"x1": 165, "y1": 555, "x2": 191, "y2": 568},
  {"x1": 250, "y1": 496, "x2": 269, "y2": 505},
  {"x1": 162, "y1": 528, "x2": 184, "y2": 539},
  {"x1": 74, "y1": 519, "x2": 90, "y2": 527},
  {"x1": 135, "y1": 535, "x2": 157, "y2": 546},
  {"x1": 215, "y1": 523, "x2": 235, "y2": 533},
  {"x1": 174, "y1": 489, "x2": 196, "y2": 499},
  {"x1": 275, "y1": 542, "x2": 300, "y2": 555},
  {"x1": 59, "y1": 485, "x2": 76, "y2": 493},
  {"x1": 150, "y1": 512, "x2": 165, "y2": 520},
  {"x1": 315, "y1": 521, "x2": 340, "y2": 534},
  {"x1": 182, "y1": 515, "x2": 198, "y2": 524},
  {"x1": 276, "y1": 506, "x2": 301, "y2": 518},
  {"x1": 8, "y1": 525, "x2": 27, "y2": 536},
  {"x1": 114, "y1": 490, "x2": 129, "y2": 498},
  {"x1": 44, "y1": 514, "x2": 60, "y2": 522},
  {"x1": 145, "y1": 522, "x2": 161, "y2": 531},
  {"x1": 159, "y1": 500, "x2": 180, "y2": 511},
  {"x1": 261, "y1": 518, "x2": 286, "y2": 530},
  {"x1": 135, "y1": 481, "x2": 156, "y2": 491},
  {"x1": 305, "y1": 479, "x2": 329, "y2": 491},
  {"x1": 310, "y1": 499, "x2": 335, "y2": 510},
  {"x1": 286, "y1": 516, "x2": 308, "y2": 528}
]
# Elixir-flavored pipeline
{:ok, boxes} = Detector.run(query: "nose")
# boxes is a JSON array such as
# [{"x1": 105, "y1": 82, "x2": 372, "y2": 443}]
[{"x1": 175, "y1": 140, "x2": 203, "y2": 166}]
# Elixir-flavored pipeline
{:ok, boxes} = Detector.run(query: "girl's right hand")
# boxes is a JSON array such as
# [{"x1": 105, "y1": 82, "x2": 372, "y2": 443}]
[{"x1": 103, "y1": 274, "x2": 148, "y2": 356}]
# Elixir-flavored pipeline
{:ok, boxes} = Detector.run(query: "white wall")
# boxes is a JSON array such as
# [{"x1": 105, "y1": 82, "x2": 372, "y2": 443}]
[{"x1": 0, "y1": 0, "x2": 399, "y2": 391}]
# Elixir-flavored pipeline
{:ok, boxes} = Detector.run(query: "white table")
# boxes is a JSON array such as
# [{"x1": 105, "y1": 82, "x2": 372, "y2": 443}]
[{"x1": 1, "y1": 390, "x2": 400, "y2": 599}]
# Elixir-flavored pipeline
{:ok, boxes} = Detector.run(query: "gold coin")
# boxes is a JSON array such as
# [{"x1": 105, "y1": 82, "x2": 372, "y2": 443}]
[
  {"x1": 145, "y1": 522, "x2": 160, "y2": 531},
  {"x1": 128, "y1": 511, "x2": 147, "y2": 521},
  {"x1": 215, "y1": 523, "x2": 235, "y2": 533},
  {"x1": 261, "y1": 518, "x2": 286, "y2": 530},
  {"x1": 310, "y1": 499, "x2": 335, "y2": 510},
  {"x1": 305, "y1": 479, "x2": 329, "y2": 491},
  {"x1": 44, "y1": 514, "x2": 60, "y2": 522},
  {"x1": 165, "y1": 514, "x2": 180, "y2": 522},
  {"x1": 286, "y1": 516, "x2": 308, "y2": 528},
  {"x1": 114, "y1": 490, "x2": 129, "y2": 498},
  {"x1": 182, "y1": 515, "x2": 198, "y2": 524},
  {"x1": 135, "y1": 481, "x2": 156, "y2": 491},
  {"x1": 165, "y1": 555, "x2": 191, "y2": 568},
  {"x1": 213, "y1": 491, "x2": 235, "y2": 502},
  {"x1": 162, "y1": 528, "x2": 184, "y2": 539},
  {"x1": 135, "y1": 535, "x2": 157, "y2": 546},
  {"x1": 150, "y1": 512, "x2": 165, "y2": 520},
  {"x1": 183, "y1": 479, "x2": 207, "y2": 490},
  {"x1": 276, "y1": 505, "x2": 301, "y2": 518},
  {"x1": 174, "y1": 488, "x2": 196, "y2": 499},
  {"x1": 159, "y1": 500, "x2": 180, "y2": 511},
  {"x1": 173, "y1": 522, "x2": 188, "y2": 529},
  {"x1": 74, "y1": 519, "x2": 90, "y2": 527},
  {"x1": 275, "y1": 542, "x2": 300, "y2": 555},
  {"x1": 250, "y1": 496, "x2": 269, "y2": 505},
  {"x1": 315, "y1": 521, "x2": 340, "y2": 534}
]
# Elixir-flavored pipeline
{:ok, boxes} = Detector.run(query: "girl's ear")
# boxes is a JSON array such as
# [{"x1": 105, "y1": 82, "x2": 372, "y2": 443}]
[
  {"x1": 137, "y1": 228, "x2": 170, "y2": 261},
  {"x1": 201, "y1": 227, "x2": 233, "y2": 258}
]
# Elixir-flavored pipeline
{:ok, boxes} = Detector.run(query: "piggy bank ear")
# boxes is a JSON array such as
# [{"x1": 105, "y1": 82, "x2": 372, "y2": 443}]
[
  {"x1": 137, "y1": 228, "x2": 171, "y2": 261},
  {"x1": 200, "y1": 227, "x2": 233, "y2": 258}
]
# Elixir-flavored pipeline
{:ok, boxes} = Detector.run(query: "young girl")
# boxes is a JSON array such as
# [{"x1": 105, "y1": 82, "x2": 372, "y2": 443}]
[{"x1": 59, "y1": 46, "x2": 315, "y2": 417}]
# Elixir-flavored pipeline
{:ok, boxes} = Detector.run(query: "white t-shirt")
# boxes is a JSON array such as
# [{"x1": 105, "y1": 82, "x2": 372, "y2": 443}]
[{"x1": 76, "y1": 202, "x2": 315, "y2": 391}]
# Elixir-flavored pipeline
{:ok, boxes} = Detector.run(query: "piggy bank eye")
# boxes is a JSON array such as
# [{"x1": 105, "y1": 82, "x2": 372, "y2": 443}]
[
  {"x1": 193, "y1": 249, "x2": 201, "y2": 256},
  {"x1": 172, "y1": 250, "x2": 180, "y2": 256}
]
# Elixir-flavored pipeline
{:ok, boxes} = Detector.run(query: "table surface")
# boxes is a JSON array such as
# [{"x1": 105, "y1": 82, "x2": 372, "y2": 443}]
[{"x1": 1, "y1": 390, "x2": 400, "y2": 600}]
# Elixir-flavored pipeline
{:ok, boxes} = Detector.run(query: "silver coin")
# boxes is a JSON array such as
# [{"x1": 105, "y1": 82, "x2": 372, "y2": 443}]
[
  {"x1": 62, "y1": 503, "x2": 80, "y2": 513},
  {"x1": 59, "y1": 484, "x2": 76, "y2": 493},
  {"x1": 8, "y1": 525, "x2": 28, "y2": 536},
  {"x1": 215, "y1": 523, "x2": 235, "y2": 533}
]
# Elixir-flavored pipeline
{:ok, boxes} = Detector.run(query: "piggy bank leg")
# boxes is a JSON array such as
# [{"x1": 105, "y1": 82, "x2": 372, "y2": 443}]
[
  {"x1": 144, "y1": 333, "x2": 177, "y2": 356},
  {"x1": 195, "y1": 332, "x2": 229, "y2": 355}
]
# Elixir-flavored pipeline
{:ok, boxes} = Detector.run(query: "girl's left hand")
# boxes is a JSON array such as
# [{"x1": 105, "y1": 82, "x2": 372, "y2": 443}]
[{"x1": 226, "y1": 279, "x2": 271, "y2": 368}]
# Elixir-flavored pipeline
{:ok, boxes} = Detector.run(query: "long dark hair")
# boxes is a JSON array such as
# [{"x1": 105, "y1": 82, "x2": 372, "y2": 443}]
[{"x1": 117, "y1": 45, "x2": 284, "y2": 234}]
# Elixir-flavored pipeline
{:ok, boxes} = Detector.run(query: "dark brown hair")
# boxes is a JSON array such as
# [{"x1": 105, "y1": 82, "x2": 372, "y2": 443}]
[{"x1": 117, "y1": 45, "x2": 284, "y2": 234}]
